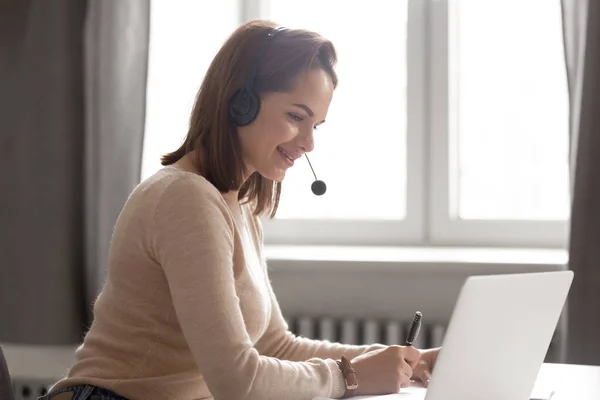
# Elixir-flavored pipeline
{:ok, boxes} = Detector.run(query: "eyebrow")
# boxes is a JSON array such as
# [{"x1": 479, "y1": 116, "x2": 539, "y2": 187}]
[{"x1": 292, "y1": 103, "x2": 314, "y2": 117}]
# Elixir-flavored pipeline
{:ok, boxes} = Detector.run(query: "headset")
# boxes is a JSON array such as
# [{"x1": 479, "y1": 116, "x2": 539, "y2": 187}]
[
  {"x1": 229, "y1": 26, "x2": 288, "y2": 127},
  {"x1": 228, "y1": 26, "x2": 327, "y2": 196}
]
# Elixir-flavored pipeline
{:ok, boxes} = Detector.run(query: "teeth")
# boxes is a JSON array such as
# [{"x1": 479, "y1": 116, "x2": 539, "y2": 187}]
[{"x1": 277, "y1": 146, "x2": 294, "y2": 161}]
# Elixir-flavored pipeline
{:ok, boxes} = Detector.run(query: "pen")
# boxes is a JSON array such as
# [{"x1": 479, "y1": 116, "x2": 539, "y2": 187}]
[{"x1": 405, "y1": 311, "x2": 422, "y2": 346}]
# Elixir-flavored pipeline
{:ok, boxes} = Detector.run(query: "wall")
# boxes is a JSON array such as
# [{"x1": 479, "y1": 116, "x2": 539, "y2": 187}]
[{"x1": 266, "y1": 246, "x2": 568, "y2": 322}]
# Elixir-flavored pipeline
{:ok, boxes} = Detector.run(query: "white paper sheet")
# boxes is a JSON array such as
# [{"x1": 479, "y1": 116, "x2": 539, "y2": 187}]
[{"x1": 313, "y1": 386, "x2": 427, "y2": 400}]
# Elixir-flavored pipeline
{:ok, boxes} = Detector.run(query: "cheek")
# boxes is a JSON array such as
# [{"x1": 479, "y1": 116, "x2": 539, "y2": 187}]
[
  {"x1": 260, "y1": 119, "x2": 298, "y2": 147},
  {"x1": 277, "y1": 119, "x2": 299, "y2": 142},
  {"x1": 245, "y1": 116, "x2": 300, "y2": 160}
]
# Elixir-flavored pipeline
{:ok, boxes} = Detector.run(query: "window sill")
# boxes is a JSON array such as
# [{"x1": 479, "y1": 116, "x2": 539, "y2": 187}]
[{"x1": 264, "y1": 245, "x2": 568, "y2": 273}]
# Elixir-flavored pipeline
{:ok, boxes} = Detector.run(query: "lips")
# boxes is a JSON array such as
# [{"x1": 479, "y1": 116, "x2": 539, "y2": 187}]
[{"x1": 276, "y1": 146, "x2": 302, "y2": 161}]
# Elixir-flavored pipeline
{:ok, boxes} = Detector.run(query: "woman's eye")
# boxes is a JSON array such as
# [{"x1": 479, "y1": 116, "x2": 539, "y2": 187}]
[{"x1": 288, "y1": 113, "x2": 304, "y2": 122}]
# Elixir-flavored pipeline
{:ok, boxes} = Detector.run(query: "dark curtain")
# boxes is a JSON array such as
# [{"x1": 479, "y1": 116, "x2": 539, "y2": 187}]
[
  {"x1": 562, "y1": 0, "x2": 600, "y2": 365},
  {"x1": 0, "y1": 0, "x2": 150, "y2": 344}
]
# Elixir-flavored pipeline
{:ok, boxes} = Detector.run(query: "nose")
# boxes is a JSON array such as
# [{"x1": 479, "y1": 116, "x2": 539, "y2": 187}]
[{"x1": 298, "y1": 126, "x2": 315, "y2": 153}]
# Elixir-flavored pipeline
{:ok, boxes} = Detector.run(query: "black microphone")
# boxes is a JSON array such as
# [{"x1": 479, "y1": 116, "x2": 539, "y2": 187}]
[{"x1": 304, "y1": 154, "x2": 326, "y2": 196}]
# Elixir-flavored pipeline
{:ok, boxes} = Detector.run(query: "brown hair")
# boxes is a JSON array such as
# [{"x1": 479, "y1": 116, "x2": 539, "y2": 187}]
[{"x1": 161, "y1": 20, "x2": 338, "y2": 218}]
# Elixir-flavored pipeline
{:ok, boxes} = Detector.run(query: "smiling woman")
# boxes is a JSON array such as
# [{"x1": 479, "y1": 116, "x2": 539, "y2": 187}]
[
  {"x1": 160, "y1": 21, "x2": 337, "y2": 218},
  {"x1": 41, "y1": 19, "x2": 437, "y2": 400}
]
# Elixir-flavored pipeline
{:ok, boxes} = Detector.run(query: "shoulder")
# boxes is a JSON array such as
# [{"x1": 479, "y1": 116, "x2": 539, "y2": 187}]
[
  {"x1": 136, "y1": 166, "x2": 224, "y2": 207},
  {"x1": 139, "y1": 166, "x2": 221, "y2": 200},
  {"x1": 135, "y1": 166, "x2": 234, "y2": 230}
]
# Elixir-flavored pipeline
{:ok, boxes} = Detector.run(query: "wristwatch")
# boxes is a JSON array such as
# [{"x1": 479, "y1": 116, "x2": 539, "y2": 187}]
[{"x1": 336, "y1": 356, "x2": 358, "y2": 398}]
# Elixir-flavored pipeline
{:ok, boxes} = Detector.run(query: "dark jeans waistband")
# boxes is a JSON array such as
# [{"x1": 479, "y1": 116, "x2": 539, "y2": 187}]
[{"x1": 39, "y1": 384, "x2": 129, "y2": 400}]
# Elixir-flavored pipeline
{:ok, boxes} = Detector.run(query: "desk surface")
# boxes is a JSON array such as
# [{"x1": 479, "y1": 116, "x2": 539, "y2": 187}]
[
  {"x1": 314, "y1": 363, "x2": 600, "y2": 400},
  {"x1": 538, "y1": 363, "x2": 600, "y2": 400}
]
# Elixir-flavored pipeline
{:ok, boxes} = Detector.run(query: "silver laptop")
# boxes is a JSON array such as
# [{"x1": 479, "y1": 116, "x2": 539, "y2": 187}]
[{"x1": 423, "y1": 270, "x2": 573, "y2": 400}]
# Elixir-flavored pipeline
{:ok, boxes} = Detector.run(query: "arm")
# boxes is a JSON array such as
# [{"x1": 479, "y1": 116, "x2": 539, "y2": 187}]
[
  {"x1": 255, "y1": 280, "x2": 387, "y2": 362},
  {"x1": 151, "y1": 176, "x2": 346, "y2": 400}
]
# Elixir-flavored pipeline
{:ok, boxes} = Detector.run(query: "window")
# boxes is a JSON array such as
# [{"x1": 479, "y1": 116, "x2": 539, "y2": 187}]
[
  {"x1": 261, "y1": 0, "x2": 570, "y2": 248},
  {"x1": 141, "y1": 0, "x2": 570, "y2": 248},
  {"x1": 451, "y1": 0, "x2": 570, "y2": 222},
  {"x1": 428, "y1": 0, "x2": 570, "y2": 247}
]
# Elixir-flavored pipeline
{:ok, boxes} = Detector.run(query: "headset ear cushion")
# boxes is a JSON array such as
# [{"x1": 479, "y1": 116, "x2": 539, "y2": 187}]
[{"x1": 229, "y1": 87, "x2": 260, "y2": 126}]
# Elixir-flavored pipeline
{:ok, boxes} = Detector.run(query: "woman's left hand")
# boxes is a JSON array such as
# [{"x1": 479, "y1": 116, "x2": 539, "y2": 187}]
[{"x1": 411, "y1": 347, "x2": 441, "y2": 387}]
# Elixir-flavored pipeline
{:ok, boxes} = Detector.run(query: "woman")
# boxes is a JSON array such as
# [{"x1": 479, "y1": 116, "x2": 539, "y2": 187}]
[{"x1": 43, "y1": 20, "x2": 439, "y2": 400}]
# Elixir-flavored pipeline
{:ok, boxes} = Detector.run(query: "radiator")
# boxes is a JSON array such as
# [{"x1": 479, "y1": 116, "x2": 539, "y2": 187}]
[
  {"x1": 284, "y1": 314, "x2": 563, "y2": 362},
  {"x1": 285, "y1": 315, "x2": 447, "y2": 349}
]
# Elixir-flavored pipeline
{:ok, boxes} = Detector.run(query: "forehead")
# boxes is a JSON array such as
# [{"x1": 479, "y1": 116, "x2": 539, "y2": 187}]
[
  {"x1": 265, "y1": 69, "x2": 334, "y2": 110},
  {"x1": 290, "y1": 68, "x2": 334, "y2": 98}
]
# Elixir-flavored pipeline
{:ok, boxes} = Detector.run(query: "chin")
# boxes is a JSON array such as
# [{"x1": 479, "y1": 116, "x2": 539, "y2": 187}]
[{"x1": 258, "y1": 169, "x2": 286, "y2": 182}]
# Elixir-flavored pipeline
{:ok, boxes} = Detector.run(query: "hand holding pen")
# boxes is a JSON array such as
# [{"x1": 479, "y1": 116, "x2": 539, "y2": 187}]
[
  {"x1": 338, "y1": 311, "x2": 425, "y2": 395},
  {"x1": 405, "y1": 311, "x2": 439, "y2": 388}
]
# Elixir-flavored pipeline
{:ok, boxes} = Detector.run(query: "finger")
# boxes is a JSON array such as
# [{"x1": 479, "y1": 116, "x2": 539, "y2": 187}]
[
  {"x1": 418, "y1": 369, "x2": 432, "y2": 387},
  {"x1": 401, "y1": 361, "x2": 414, "y2": 379},
  {"x1": 400, "y1": 373, "x2": 411, "y2": 389},
  {"x1": 411, "y1": 369, "x2": 423, "y2": 383},
  {"x1": 404, "y1": 346, "x2": 421, "y2": 367}
]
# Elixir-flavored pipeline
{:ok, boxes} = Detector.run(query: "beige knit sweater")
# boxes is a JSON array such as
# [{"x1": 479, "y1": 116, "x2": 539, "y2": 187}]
[{"x1": 51, "y1": 166, "x2": 384, "y2": 400}]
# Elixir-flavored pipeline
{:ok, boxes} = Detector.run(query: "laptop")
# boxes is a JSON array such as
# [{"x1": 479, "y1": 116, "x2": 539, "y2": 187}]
[
  {"x1": 421, "y1": 270, "x2": 573, "y2": 400},
  {"x1": 315, "y1": 270, "x2": 574, "y2": 400}
]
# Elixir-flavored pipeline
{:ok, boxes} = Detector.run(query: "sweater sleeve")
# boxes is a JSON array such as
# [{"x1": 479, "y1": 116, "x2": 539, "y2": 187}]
[
  {"x1": 255, "y1": 280, "x2": 387, "y2": 362},
  {"x1": 150, "y1": 175, "x2": 346, "y2": 400}
]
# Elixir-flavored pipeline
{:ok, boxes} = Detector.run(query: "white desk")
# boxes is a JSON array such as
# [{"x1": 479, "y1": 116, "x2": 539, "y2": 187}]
[
  {"x1": 536, "y1": 363, "x2": 600, "y2": 400},
  {"x1": 315, "y1": 363, "x2": 600, "y2": 400}
]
